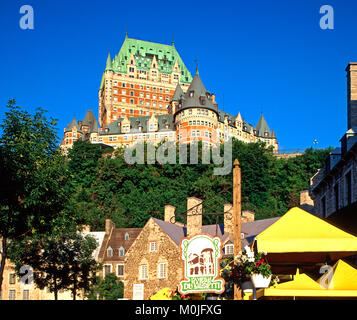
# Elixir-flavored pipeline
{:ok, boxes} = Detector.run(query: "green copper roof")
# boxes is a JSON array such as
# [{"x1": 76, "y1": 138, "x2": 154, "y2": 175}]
[
  {"x1": 105, "y1": 51, "x2": 113, "y2": 71},
  {"x1": 108, "y1": 37, "x2": 192, "y2": 83}
]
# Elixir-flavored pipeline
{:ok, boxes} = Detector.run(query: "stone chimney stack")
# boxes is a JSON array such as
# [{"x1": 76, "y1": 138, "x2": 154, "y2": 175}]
[
  {"x1": 164, "y1": 205, "x2": 176, "y2": 223},
  {"x1": 186, "y1": 197, "x2": 202, "y2": 237},
  {"x1": 105, "y1": 219, "x2": 115, "y2": 235},
  {"x1": 224, "y1": 204, "x2": 233, "y2": 236},
  {"x1": 346, "y1": 62, "x2": 357, "y2": 129}
]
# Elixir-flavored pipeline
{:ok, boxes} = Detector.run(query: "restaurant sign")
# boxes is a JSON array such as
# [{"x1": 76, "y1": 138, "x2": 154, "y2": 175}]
[{"x1": 179, "y1": 234, "x2": 225, "y2": 294}]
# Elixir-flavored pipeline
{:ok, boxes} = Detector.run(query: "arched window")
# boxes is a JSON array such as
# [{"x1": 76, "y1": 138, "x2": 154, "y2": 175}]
[
  {"x1": 124, "y1": 233, "x2": 130, "y2": 240},
  {"x1": 119, "y1": 246, "x2": 125, "y2": 257}
]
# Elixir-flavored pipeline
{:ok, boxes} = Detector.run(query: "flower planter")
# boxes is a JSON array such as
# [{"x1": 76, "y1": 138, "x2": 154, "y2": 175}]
[{"x1": 250, "y1": 274, "x2": 272, "y2": 288}]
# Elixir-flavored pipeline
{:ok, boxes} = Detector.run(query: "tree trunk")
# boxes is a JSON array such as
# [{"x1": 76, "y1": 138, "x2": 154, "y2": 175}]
[
  {"x1": 0, "y1": 237, "x2": 7, "y2": 301},
  {"x1": 54, "y1": 278, "x2": 58, "y2": 300},
  {"x1": 73, "y1": 278, "x2": 77, "y2": 300}
]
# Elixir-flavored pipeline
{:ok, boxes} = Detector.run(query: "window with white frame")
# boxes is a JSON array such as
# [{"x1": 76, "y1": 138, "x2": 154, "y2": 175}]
[
  {"x1": 139, "y1": 264, "x2": 148, "y2": 280},
  {"x1": 107, "y1": 246, "x2": 113, "y2": 257},
  {"x1": 225, "y1": 244, "x2": 234, "y2": 255},
  {"x1": 125, "y1": 232, "x2": 130, "y2": 240},
  {"x1": 149, "y1": 241, "x2": 157, "y2": 252},
  {"x1": 119, "y1": 246, "x2": 125, "y2": 257},
  {"x1": 158, "y1": 263, "x2": 167, "y2": 279}
]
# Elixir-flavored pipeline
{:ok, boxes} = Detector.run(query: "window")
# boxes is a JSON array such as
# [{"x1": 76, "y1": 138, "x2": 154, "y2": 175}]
[
  {"x1": 9, "y1": 290, "x2": 15, "y2": 300},
  {"x1": 125, "y1": 233, "x2": 130, "y2": 240},
  {"x1": 158, "y1": 263, "x2": 167, "y2": 279},
  {"x1": 149, "y1": 241, "x2": 157, "y2": 252},
  {"x1": 104, "y1": 265, "x2": 112, "y2": 276},
  {"x1": 23, "y1": 290, "x2": 29, "y2": 300},
  {"x1": 225, "y1": 244, "x2": 234, "y2": 255},
  {"x1": 117, "y1": 264, "x2": 124, "y2": 277},
  {"x1": 9, "y1": 273, "x2": 16, "y2": 285},
  {"x1": 107, "y1": 246, "x2": 113, "y2": 257},
  {"x1": 139, "y1": 264, "x2": 148, "y2": 280},
  {"x1": 119, "y1": 247, "x2": 125, "y2": 257}
]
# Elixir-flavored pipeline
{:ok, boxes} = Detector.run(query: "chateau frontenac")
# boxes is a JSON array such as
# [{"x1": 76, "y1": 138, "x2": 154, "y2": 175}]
[{"x1": 60, "y1": 35, "x2": 278, "y2": 152}]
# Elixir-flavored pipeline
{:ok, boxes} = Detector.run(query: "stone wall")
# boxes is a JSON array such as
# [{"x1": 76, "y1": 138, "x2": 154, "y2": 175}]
[{"x1": 123, "y1": 218, "x2": 183, "y2": 300}]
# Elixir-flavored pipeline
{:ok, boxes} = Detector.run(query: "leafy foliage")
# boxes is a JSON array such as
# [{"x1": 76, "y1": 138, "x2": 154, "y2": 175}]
[
  {"x1": 9, "y1": 232, "x2": 99, "y2": 300},
  {"x1": 87, "y1": 273, "x2": 124, "y2": 300}
]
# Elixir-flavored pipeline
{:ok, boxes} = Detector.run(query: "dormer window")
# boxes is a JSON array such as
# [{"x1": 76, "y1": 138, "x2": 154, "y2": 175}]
[
  {"x1": 189, "y1": 91, "x2": 194, "y2": 97},
  {"x1": 119, "y1": 247, "x2": 125, "y2": 257},
  {"x1": 200, "y1": 98, "x2": 206, "y2": 105},
  {"x1": 107, "y1": 246, "x2": 113, "y2": 258},
  {"x1": 264, "y1": 132, "x2": 269, "y2": 137},
  {"x1": 125, "y1": 232, "x2": 129, "y2": 240}
]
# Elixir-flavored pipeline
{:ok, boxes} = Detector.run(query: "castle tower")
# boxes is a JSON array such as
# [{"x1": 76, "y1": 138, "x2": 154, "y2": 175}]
[
  {"x1": 98, "y1": 35, "x2": 193, "y2": 128},
  {"x1": 174, "y1": 69, "x2": 219, "y2": 146}
]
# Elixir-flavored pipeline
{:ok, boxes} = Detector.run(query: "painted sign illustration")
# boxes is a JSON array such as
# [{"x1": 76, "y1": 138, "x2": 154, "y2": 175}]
[{"x1": 179, "y1": 234, "x2": 225, "y2": 294}]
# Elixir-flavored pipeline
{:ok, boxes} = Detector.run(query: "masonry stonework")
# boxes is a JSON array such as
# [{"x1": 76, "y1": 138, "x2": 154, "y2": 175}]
[{"x1": 123, "y1": 218, "x2": 183, "y2": 300}]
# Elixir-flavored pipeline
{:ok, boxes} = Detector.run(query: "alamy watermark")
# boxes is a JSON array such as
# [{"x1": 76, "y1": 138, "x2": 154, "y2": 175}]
[
  {"x1": 124, "y1": 138, "x2": 232, "y2": 175},
  {"x1": 19, "y1": 5, "x2": 34, "y2": 30},
  {"x1": 319, "y1": 5, "x2": 334, "y2": 30}
]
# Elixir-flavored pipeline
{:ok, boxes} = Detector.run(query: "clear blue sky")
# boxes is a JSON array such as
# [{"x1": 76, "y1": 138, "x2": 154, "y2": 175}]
[{"x1": 0, "y1": 0, "x2": 356, "y2": 150}]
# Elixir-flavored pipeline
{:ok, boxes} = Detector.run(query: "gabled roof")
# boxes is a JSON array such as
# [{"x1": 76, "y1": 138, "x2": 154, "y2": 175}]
[
  {"x1": 65, "y1": 116, "x2": 81, "y2": 133},
  {"x1": 152, "y1": 217, "x2": 279, "y2": 247},
  {"x1": 101, "y1": 227, "x2": 142, "y2": 262}
]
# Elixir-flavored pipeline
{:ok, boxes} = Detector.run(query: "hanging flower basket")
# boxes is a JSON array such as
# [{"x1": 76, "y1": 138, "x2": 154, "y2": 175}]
[{"x1": 251, "y1": 274, "x2": 272, "y2": 288}]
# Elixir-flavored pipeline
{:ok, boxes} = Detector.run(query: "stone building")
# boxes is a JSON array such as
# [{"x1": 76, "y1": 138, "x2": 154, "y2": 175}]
[
  {"x1": 123, "y1": 197, "x2": 278, "y2": 300},
  {"x1": 309, "y1": 62, "x2": 357, "y2": 219},
  {"x1": 97, "y1": 219, "x2": 142, "y2": 281},
  {"x1": 60, "y1": 35, "x2": 278, "y2": 152}
]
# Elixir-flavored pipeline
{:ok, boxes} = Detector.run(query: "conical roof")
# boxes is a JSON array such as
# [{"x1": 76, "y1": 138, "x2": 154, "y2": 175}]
[
  {"x1": 171, "y1": 83, "x2": 184, "y2": 102},
  {"x1": 179, "y1": 70, "x2": 216, "y2": 112},
  {"x1": 65, "y1": 116, "x2": 80, "y2": 132},
  {"x1": 82, "y1": 110, "x2": 99, "y2": 133},
  {"x1": 255, "y1": 113, "x2": 272, "y2": 137}
]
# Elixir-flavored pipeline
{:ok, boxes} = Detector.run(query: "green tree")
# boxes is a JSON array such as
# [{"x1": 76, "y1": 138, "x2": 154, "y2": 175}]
[
  {"x1": 0, "y1": 99, "x2": 70, "y2": 298},
  {"x1": 87, "y1": 273, "x2": 124, "y2": 300},
  {"x1": 9, "y1": 232, "x2": 99, "y2": 300},
  {"x1": 67, "y1": 139, "x2": 103, "y2": 189}
]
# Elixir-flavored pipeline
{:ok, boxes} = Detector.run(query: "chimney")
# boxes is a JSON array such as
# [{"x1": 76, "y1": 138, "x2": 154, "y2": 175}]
[
  {"x1": 105, "y1": 219, "x2": 114, "y2": 235},
  {"x1": 186, "y1": 197, "x2": 202, "y2": 237},
  {"x1": 224, "y1": 204, "x2": 233, "y2": 236},
  {"x1": 346, "y1": 62, "x2": 357, "y2": 129},
  {"x1": 164, "y1": 205, "x2": 176, "y2": 223}
]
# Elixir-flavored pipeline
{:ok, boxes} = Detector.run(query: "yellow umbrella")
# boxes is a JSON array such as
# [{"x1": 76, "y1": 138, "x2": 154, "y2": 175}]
[{"x1": 256, "y1": 207, "x2": 357, "y2": 253}]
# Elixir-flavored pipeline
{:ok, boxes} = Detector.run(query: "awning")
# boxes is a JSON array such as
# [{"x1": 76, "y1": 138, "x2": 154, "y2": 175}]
[
  {"x1": 256, "y1": 207, "x2": 357, "y2": 254},
  {"x1": 261, "y1": 260, "x2": 357, "y2": 298}
]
